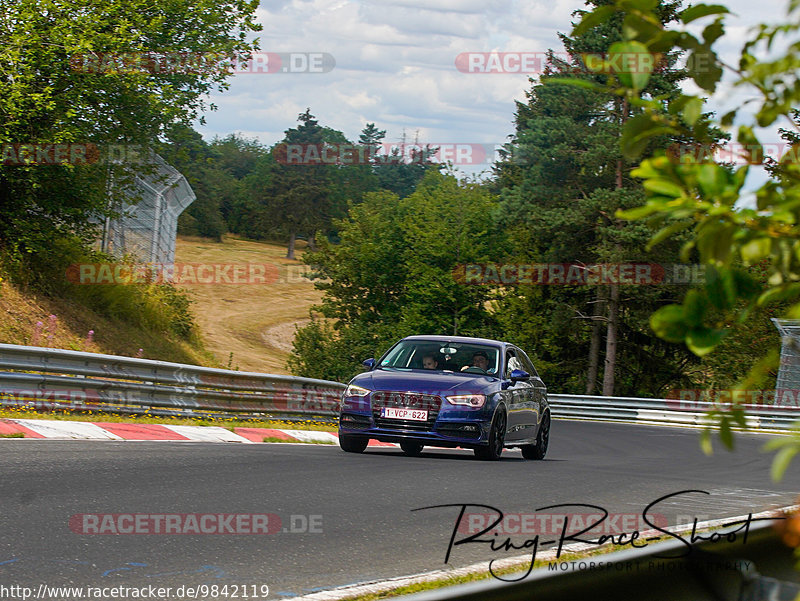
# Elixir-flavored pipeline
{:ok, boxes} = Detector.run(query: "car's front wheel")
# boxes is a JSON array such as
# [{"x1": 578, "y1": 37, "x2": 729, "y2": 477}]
[
  {"x1": 339, "y1": 434, "x2": 368, "y2": 453},
  {"x1": 400, "y1": 440, "x2": 424, "y2": 456},
  {"x1": 474, "y1": 408, "x2": 506, "y2": 461},
  {"x1": 522, "y1": 412, "x2": 550, "y2": 460}
]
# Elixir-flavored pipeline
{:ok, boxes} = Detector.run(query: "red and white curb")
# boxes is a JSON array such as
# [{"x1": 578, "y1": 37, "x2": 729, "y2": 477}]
[{"x1": 0, "y1": 418, "x2": 398, "y2": 446}]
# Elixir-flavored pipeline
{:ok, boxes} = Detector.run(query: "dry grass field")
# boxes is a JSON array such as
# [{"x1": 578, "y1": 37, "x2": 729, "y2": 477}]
[{"x1": 174, "y1": 235, "x2": 323, "y2": 374}]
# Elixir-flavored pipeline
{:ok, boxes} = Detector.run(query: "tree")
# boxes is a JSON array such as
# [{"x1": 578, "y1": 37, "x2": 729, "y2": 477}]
[
  {"x1": 562, "y1": 0, "x2": 800, "y2": 473},
  {"x1": 263, "y1": 109, "x2": 339, "y2": 258},
  {"x1": 0, "y1": 0, "x2": 261, "y2": 262},
  {"x1": 360, "y1": 124, "x2": 441, "y2": 199},
  {"x1": 157, "y1": 126, "x2": 228, "y2": 241},
  {"x1": 359, "y1": 123, "x2": 387, "y2": 165},
  {"x1": 234, "y1": 115, "x2": 393, "y2": 254},
  {"x1": 235, "y1": 150, "x2": 279, "y2": 240},
  {"x1": 156, "y1": 128, "x2": 272, "y2": 242},
  {"x1": 289, "y1": 172, "x2": 502, "y2": 380},
  {"x1": 494, "y1": 0, "x2": 707, "y2": 396},
  {"x1": 375, "y1": 143, "x2": 441, "y2": 199}
]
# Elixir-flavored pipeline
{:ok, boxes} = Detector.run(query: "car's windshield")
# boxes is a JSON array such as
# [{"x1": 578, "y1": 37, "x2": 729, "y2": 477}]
[{"x1": 379, "y1": 340, "x2": 500, "y2": 375}]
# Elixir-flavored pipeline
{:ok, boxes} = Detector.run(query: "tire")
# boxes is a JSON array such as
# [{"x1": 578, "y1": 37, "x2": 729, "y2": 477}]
[
  {"x1": 474, "y1": 408, "x2": 506, "y2": 461},
  {"x1": 400, "y1": 440, "x2": 424, "y2": 457},
  {"x1": 339, "y1": 434, "x2": 368, "y2": 453},
  {"x1": 522, "y1": 412, "x2": 550, "y2": 460}
]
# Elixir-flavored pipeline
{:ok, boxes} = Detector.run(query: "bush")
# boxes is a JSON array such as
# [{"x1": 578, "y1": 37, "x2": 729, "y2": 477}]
[{"x1": 1, "y1": 234, "x2": 198, "y2": 341}]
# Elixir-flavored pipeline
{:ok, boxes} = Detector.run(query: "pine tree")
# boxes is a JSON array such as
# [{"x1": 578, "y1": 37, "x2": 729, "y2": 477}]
[
  {"x1": 268, "y1": 109, "x2": 334, "y2": 259},
  {"x1": 495, "y1": 0, "x2": 708, "y2": 396}
]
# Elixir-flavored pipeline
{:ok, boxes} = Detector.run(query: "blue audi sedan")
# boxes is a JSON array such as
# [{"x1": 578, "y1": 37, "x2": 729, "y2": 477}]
[{"x1": 338, "y1": 335, "x2": 549, "y2": 460}]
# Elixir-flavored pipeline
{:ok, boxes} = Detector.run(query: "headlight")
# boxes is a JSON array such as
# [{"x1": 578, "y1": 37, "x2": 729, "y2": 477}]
[
  {"x1": 445, "y1": 394, "x2": 485, "y2": 407},
  {"x1": 344, "y1": 384, "x2": 370, "y2": 397}
]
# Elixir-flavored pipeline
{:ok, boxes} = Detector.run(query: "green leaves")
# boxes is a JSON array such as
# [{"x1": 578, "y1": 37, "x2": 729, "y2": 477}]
[
  {"x1": 573, "y1": 5, "x2": 617, "y2": 37},
  {"x1": 650, "y1": 304, "x2": 689, "y2": 342},
  {"x1": 622, "y1": 114, "x2": 678, "y2": 159},
  {"x1": 587, "y1": 0, "x2": 800, "y2": 472},
  {"x1": 647, "y1": 263, "x2": 763, "y2": 357},
  {"x1": 700, "y1": 407, "x2": 746, "y2": 455},
  {"x1": 680, "y1": 4, "x2": 730, "y2": 24},
  {"x1": 646, "y1": 219, "x2": 693, "y2": 249},
  {"x1": 682, "y1": 97, "x2": 705, "y2": 127},
  {"x1": 740, "y1": 237, "x2": 772, "y2": 264},
  {"x1": 0, "y1": 0, "x2": 262, "y2": 258},
  {"x1": 649, "y1": 295, "x2": 726, "y2": 357},
  {"x1": 608, "y1": 41, "x2": 655, "y2": 90},
  {"x1": 686, "y1": 326, "x2": 726, "y2": 356},
  {"x1": 689, "y1": 47, "x2": 724, "y2": 93},
  {"x1": 642, "y1": 178, "x2": 683, "y2": 197}
]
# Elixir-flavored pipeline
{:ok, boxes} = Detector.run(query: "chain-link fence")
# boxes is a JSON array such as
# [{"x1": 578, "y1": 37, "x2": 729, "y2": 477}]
[
  {"x1": 773, "y1": 318, "x2": 800, "y2": 396},
  {"x1": 100, "y1": 153, "x2": 195, "y2": 266}
]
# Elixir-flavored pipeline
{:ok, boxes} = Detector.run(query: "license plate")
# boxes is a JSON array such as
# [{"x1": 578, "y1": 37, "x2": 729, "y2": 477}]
[{"x1": 382, "y1": 407, "x2": 428, "y2": 421}]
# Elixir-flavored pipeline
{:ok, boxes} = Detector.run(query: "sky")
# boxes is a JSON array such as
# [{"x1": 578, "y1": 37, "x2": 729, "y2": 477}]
[{"x1": 195, "y1": 0, "x2": 793, "y2": 180}]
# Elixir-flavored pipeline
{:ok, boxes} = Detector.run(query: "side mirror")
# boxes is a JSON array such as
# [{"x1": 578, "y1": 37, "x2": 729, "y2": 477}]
[
  {"x1": 510, "y1": 369, "x2": 530, "y2": 382},
  {"x1": 362, "y1": 358, "x2": 376, "y2": 370}
]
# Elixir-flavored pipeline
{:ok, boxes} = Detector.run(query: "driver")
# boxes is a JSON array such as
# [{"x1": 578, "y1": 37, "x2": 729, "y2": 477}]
[
  {"x1": 461, "y1": 350, "x2": 490, "y2": 372},
  {"x1": 471, "y1": 351, "x2": 489, "y2": 371}
]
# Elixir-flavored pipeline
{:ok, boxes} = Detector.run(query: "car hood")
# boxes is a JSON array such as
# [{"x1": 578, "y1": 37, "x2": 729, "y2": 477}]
[{"x1": 350, "y1": 368, "x2": 498, "y2": 396}]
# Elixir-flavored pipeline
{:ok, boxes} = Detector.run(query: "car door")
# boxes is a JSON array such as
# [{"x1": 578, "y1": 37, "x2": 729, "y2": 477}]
[
  {"x1": 518, "y1": 348, "x2": 545, "y2": 441},
  {"x1": 503, "y1": 348, "x2": 533, "y2": 442}
]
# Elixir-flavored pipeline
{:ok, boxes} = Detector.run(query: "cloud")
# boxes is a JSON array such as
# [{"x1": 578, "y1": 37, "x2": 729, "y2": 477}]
[{"x1": 197, "y1": 0, "x2": 790, "y2": 176}]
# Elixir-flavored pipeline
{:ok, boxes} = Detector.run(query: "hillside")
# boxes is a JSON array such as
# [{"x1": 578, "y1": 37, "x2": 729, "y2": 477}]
[
  {"x1": 174, "y1": 235, "x2": 323, "y2": 374},
  {"x1": 0, "y1": 236, "x2": 321, "y2": 375},
  {"x1": 0, "y1": 275, "x2": 215, "y2": 366}
]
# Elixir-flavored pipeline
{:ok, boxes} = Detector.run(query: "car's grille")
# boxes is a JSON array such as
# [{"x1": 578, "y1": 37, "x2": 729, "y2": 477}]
[{"x1": 371, "y1": 391, "x2": 442, "y2": 431}]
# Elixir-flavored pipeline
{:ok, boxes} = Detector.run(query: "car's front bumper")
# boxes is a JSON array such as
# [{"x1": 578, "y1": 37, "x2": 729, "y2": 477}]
[{"x1": 339, "y1": 410, "x2": 491, "y2": 448}]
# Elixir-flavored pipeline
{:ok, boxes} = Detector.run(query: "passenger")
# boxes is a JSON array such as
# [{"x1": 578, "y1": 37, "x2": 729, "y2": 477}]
[{"x1": 422, "y1": 354, "x2": 439, "y2": 370}]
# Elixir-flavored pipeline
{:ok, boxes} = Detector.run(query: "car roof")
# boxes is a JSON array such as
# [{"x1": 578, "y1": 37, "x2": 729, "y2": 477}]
[{"x1": 401, "y1": 335, "x2": 509, "y2": 348}]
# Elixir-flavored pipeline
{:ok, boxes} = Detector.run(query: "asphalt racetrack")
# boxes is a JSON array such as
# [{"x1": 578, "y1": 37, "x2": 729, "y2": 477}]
[{"x1": 1, "y1": 420, "x2": 798, "y2": 598}]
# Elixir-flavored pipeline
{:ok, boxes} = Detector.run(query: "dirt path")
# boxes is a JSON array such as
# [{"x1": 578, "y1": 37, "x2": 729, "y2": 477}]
[
  {"x1": 261, "y1": 319, "x2": 311, "y2": 354},
  {"x1": 174, "y1": 236, "x2": 324, "y2": 374}
]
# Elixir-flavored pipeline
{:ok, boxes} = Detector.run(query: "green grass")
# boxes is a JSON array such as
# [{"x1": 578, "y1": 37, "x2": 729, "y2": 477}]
[
  {"x1": 316, "y1": 528, "x2": 735, "y2": 601},
  {"x1": 321, "y1": 548, "x2": 595, "y2": 601},
  {"x1": 0, "y1": 407, "x2": 337, "y2": 431},
  {"x1": 0, "y1": 432, "x2": 25, "y2": 438},
  {"x1": 0, "y1": 257, "x2": 218, "y2": 368}
]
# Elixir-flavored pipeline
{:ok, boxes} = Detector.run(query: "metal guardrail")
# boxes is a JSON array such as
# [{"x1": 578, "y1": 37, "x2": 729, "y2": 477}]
[
  {"x1": 548, "y1": 394, "x2": 800, "y2": 431},
  {"x1": 0, "y1": 343, "x2": 345, "y2": 418},
  {"x1": 0, "y1": 344, "x2": 798, "y2": 430}
]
